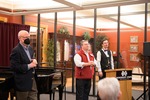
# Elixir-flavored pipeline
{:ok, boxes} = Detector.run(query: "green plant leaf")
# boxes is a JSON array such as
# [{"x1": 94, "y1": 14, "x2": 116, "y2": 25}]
[
  {"x1": 83, "y1": 31, "x2": 90, "y2": 40},
  {"x1": 58, "y1": 26, "x2": 70, "y2": 35}
]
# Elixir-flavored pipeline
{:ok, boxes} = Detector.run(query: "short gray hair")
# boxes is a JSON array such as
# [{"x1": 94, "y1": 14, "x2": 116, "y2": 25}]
[
  {"x1": 80, "y1": 40, "x2": 89, "y2": 46},
  {"x1": 98, "y1": 77, "x2": 120, "y2": 100},
  {"x1": 18, "y1": 30, "x2": 29, "y2": 38}
]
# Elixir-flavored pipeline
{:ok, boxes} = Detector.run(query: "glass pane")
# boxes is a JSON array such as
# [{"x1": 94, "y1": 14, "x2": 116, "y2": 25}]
[
  {"x1": 96, "y1": 6, "x2": 118, "y2": 95},
  {"x1": 65, "y1": 70, "x2": 73, "y2": 92},
  {"x1": 57, "y1": 11, "x2": 74, "y2": 92},
  {"x1": 76, "y1": 9, "x2": 94, "y2": 29},
  {"x1": 40, "y1": 13, "x2": 55, "y2": 67},
  {"x1": 25, "y1": 14, "x2": 38, "y2": 62},
  {"x1": 120, "y1": 4, "x2": 146, "y2": 97},
  {"x1": 148, "y1": 3, "x2": 150, "y2": 41}
]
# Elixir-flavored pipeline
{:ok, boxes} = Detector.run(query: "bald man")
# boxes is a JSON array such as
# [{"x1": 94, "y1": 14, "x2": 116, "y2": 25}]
[{"x1": 10, "y1": 30, "x2": 38, "y2": 100}]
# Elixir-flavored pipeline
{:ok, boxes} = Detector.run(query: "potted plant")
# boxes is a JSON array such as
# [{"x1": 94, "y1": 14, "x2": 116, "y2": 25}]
[
  {"x1": 45, "y1": 39, "x2": 54, "y2": 67},
  {"x1": 83, "y1": 31, "x2": 91, "y2": 40},
  {"x1": 58, "y1": 26, "x2": 70, "y2": 35}
]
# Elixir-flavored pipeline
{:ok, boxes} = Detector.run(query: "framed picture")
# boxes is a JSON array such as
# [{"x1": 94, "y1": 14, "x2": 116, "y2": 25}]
[
  {"x1": 130, "y1": 45, "x2": 138, "y2": 52},
  {"x1": 130, "y1": 54, "x2": 138, "y2": 61},
  {"x1": 130, "y1": 36, "x2": 138, "y2": 43}
]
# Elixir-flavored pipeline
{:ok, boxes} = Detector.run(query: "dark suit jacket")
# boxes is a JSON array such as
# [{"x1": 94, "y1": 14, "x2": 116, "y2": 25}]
[{"x1": 10, "y1": 43, "x2": 35, "y2": 92}]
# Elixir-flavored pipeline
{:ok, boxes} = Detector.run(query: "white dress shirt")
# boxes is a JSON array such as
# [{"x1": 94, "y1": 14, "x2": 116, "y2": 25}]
[{"x1": 74, "y1": 50, "x2": 102, "y2": 72}]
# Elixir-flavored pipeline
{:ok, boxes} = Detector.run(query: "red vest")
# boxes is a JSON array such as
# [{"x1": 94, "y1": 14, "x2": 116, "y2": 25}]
[{"x1": 75, "y1": 49, "x2": 95, "y2": 79}]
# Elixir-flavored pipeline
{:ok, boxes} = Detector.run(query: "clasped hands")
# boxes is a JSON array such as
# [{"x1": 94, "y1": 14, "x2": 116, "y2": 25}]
[
  {"x1": 88, "y1": 61, "x2": 103, "y2": 77},
  {"x1": 88, "y1": 61, "x2": 95, "y2": 66}
]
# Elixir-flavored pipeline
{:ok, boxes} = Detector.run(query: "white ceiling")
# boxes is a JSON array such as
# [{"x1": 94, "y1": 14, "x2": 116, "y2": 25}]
[{"x1": 0, "y1": 0, "x2": 150, "y2": 30}]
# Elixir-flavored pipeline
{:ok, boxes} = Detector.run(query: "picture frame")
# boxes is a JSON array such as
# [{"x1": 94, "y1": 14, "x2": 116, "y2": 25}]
[
  {"x1": 130, "y1": 45, "x2": 138, "y2": 52},
  {"x1": 130, "y1": 36, "x2": 138, "y2": 43},
  {"x1": 130, "y1": 54, "x2": 138, "y2": 61}
]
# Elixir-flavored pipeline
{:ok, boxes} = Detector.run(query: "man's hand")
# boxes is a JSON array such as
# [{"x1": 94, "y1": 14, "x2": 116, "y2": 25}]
[
  {"x1": 89, "y1": 61, "x2": 95, "y2": 66},
  {"x1": 29, "y1": 59, "x2": 38, "y2": 68},
  {"x1": 98, "y1": 71, "x2": 103, "y2": 77},
  {"x1": 28, "y1": 62, "x2": 36, "y2": 68},
  {"x1": 32, "y1": 59, "x2": 38, "y2": 64}
]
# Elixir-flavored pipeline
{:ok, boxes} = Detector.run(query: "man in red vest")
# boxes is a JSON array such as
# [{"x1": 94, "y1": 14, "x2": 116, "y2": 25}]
[{"x1": 74, "y1": 40, "x2": 101, "y2": 100}]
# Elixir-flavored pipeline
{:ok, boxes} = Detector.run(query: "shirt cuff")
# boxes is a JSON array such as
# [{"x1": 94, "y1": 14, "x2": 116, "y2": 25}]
[
  {"x1": 80, "y1": 62, "x2": 84, "y2": 69},
  {"x1": 98, "y1": 68, "x2": 102, "y2": 72},
  {"x1": 28, "y1": 64, "x2": 30, "y2": 70}
]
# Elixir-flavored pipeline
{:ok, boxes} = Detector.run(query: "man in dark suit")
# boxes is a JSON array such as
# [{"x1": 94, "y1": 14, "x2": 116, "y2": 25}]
[
  {"x1": 96, "y1": 39, "x2": 114, "y2": 100},
  {"x1": 10, "y1": 30, "x2": 38, "y2": 100}
]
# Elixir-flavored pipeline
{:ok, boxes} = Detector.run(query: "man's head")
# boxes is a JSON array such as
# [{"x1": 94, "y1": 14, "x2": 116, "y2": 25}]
[
  {"x1": 98, "y1": 77, "x2": 121, "y2": 100},
  {"x1": 80, "y1": 40, "x2": 89, "y2": 51},
  {"x1": 18, "y1": 30, "x2": 30, "y2": 46},
  {"x1": 101, "y1": 39, "x2": 109, "y2": 50}
]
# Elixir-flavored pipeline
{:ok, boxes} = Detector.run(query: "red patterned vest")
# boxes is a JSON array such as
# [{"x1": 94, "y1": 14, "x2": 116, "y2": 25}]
[{"x1": 75, "y1": 49, "x2": 95, "y2": 79}]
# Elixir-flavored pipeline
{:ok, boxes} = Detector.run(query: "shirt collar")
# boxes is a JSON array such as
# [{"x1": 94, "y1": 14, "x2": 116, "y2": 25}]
[
  {"x1": 82, "y1": 49, "x2": 88, "y2": 54},
  {"x1": 20, "y1": 42, "x2": 29, "y2": 50}
]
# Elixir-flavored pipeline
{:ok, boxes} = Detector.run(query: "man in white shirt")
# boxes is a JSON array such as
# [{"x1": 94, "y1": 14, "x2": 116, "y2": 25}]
[
  {"x1": 97, "y1": 39, "x2": 114, "y2": 100},
  {"x1": 97, "y1": 39, "x2": 114, "y2": 78},
  {"x1": 74, "y1": 40, "x2": 101, "y2": 100}
]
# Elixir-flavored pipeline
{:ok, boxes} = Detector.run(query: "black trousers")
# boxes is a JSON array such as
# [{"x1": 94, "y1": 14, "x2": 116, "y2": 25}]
[{"x1": 76, "y1": 79, "x2": 91, "y2": 100}]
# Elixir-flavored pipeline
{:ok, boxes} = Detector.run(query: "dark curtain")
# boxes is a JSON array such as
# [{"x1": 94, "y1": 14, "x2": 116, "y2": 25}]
[{"x1": 0, "y1": 22, "x2": 30, "y2": 67}]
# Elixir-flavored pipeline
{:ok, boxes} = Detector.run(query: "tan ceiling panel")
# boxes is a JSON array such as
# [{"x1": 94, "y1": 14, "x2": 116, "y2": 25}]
[{"x1": 0, "y1": 0, "x2": 149, "y2": 29}]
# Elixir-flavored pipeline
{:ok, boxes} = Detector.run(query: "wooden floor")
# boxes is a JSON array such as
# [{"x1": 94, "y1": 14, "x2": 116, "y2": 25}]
[
  {"x1": 8, "y1": 88, "x2": 148, "y2": 100},
  {"x1": 39, "y1": 90, "x2": 149, "y2": 100},
  {"x1": 9, "y1": 72, "x2": 149, "y2": 100}
]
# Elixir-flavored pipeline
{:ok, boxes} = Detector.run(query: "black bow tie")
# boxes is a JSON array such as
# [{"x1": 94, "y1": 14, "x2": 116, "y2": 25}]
[{"x1": 104, "y1": 50, "x2": 108, "y2": 52}]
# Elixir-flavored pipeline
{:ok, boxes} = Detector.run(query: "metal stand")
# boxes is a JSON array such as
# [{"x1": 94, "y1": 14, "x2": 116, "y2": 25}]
[
  {"x1": 136, "y1": 89, "x2": 148, "y2": 100},
  {"x1": 148, "y1": 57, "x2": 150, "y2": 100},
  {"x1": 136, "y1": 56, "x2": 150, "y2": 100},
  {"x1": 63, "y1": 61, "x2": 67, "y2": 100}
]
